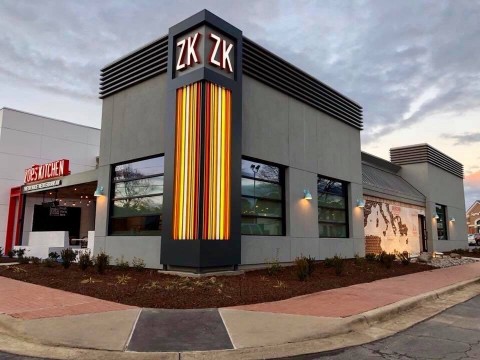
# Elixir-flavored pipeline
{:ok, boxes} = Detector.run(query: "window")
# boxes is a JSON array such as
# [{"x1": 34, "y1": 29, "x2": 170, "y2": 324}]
[
  {"x1": 109, "y1": 156, "x2": 164, "y2": 236},
  {"x1": 318, "y1": 176, "x2": 348, "y2": 238},
  {"x1": 241, "y1": 158, "x2": 285, "y2": 236},
  {"x1": 436, "y1": 204, "x2": 448, "y2": 240}
]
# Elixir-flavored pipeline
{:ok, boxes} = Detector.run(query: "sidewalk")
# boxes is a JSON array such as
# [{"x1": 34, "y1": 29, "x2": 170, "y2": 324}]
[{"x1": 0, "y1": 262, "x2": 479, "y2": 357}]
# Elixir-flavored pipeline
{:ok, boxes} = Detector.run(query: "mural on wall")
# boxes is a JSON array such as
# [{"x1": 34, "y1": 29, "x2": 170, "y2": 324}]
[{"x1": 363, "y1": 197, "x2": 425, "y2": 255}]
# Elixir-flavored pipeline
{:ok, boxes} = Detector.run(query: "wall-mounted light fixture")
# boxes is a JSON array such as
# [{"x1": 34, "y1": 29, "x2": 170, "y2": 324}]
[
  {"x1": 303, "y1": 189, "x2": 312, "y2": 200},
  {"x1": 94, "y1": 185, "x2": 104, "y2": 197},
  {"x1": 356, "y1": 199, "x2": 366, "y2": 208},
  {"x1": 449, "y1": 217, "x2": 456, "y2": 222},
  {"x1": 433, "y1": 213, "x2": 439, "y2": 219}
]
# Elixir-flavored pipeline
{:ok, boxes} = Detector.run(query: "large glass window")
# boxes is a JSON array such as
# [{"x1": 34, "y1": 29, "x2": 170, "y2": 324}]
[
  {"x1": 318, "y1": 176, "x2": 348, "y2": 238},
  {"x1": 241, "y1": 158, "x2": 284, "y2": 236},
  {"x1": 109, "y1": 156, "x2": 164, "y2": 236},
  {"x1": 436, "y1": 204, "x2": 448, "y2": 240}
]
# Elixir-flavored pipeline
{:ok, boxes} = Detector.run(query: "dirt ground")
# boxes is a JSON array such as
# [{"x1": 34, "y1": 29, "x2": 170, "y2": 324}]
[{"x1": 0, "y1": 259, "x2": 434, "y2": 309}]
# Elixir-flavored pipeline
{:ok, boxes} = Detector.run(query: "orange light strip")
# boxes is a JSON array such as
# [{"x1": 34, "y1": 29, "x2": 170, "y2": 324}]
[
  {"x1": 173, "y1": 82, "x2": 202, "y2": 240},
  {"x1": 203, "y1": 82, "x2": 231, "y2": 240}
]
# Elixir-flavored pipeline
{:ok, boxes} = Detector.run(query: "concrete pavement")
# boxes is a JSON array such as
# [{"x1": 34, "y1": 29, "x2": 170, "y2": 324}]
[{"x1": 0, "y1": 262, "x2": 479, "y2": 358}]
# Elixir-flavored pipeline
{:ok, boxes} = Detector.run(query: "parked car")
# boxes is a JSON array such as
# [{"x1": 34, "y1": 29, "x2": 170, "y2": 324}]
[
  {"x1": 468, "y1": 234, "x2": 476, "y2": 245},
  {"x1": 474, "y1": 233, "x2": 480, "y2": 246}
]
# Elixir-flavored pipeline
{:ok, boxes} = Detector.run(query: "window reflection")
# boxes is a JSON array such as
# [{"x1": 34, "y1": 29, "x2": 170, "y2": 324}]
[
  {"x1": 110, "y1": 156, "x2": 164, "y2": 236},
  {"x1": 318, "y1": 176, "x2": 348, "y2": 238}
]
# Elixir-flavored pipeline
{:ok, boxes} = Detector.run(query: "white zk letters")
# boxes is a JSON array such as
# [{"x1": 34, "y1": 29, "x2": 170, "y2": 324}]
[
  {"x1": 176, "y1": 32, "x2": 200, "y2": 71},
  {"x1": 209, "y1": 33, "x2": 233, "y2": 73}
]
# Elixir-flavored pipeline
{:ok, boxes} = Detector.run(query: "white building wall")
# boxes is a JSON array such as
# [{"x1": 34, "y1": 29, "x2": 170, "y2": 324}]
[{"x1": 0, "y1": 108, "x2": 100, "y2": 250}]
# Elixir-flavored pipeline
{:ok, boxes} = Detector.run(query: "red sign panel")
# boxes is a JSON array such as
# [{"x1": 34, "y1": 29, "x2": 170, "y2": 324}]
[{"x1": 24, "y1": 159, "x2": 70, "y2": 184}]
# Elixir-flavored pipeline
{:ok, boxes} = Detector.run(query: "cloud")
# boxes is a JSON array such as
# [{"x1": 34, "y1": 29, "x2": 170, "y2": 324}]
[
  {"x1": 1, "y1": 0, "x2": 478, "y2": 131},
  {"x1": 443, "y1": 132, "x2": 480, "y2": 145},
  {"x1": 465, "y1": 170, "x2": 480, "y2": 208}
]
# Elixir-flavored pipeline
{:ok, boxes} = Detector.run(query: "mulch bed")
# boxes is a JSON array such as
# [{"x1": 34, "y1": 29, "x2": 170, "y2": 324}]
[
  {"x1": 0, "y1": 259, "x2": 435, "y2": 309},
  {"x1": 0, "y1": 257, "x2": 19, "y2": 264},
  {"x1": 445, "y1": 250, "x2": 480, "y2": 258}
]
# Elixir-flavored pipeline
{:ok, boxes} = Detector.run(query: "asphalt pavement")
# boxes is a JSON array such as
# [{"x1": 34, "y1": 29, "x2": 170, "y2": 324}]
[{"x1": 291, "y1": 294, "x2": 480, "y2": 360}]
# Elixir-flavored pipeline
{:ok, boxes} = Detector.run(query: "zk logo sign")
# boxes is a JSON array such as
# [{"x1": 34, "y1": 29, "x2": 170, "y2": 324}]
[{"x1": 176, "y1": 31, "x2": 234, "y2": 74}]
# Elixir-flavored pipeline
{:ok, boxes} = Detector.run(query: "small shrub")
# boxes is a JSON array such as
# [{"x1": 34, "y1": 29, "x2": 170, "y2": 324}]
[
  {"x1": 18, "y1": 256, "x2": 30, "y2": 264},
  {"x1": 365, "y1": 253, "x2": 377, "y2": 262},
  {"x1": 30, "y1": 257, "x2": 41, "y2": 265},
  {"x1": 324, "y1": 257, "x2": 335, "y2": 268},
  {"x1": 332, "y1": 255, "x2": 345, "y2": 276},
  {"x1": 395, "y1": 250, "x2": 410, "y2": 265},
  {"x1": 15, "y1": 248, "x2": 26, "y2": 258},
  {"x1": 132, "y1": 257, "x2": 146, "y2": 271},
  {"x1": 306, "y1": 255, "x2": 316, "y2": 276},
  {"x1": 115, "y1": 256, "x2": 130, "y2": 270},
  {"x1": 43, "y1": 258, "x2": 56, "y2": 268},
  {"x1": 0, "y1": 247, "x2": 3, "y2": 257},
  {"x1": 295, "y1": 256, "x2": 310, "y2": 281},
  {"x1": 95, "y1": 251, "x2": 110, "y2": 274},
  {"x1": 354, "y1": 253, "x2": 364, "y2": 266},
  {"x1": 7, "y1": 250, "x2": 15, "y2": 258},
  {"x1": 49, "y1": 252, "x2": 60, "y2": 261},
  {"x1": 116, "y1": 274, "x2": 131, "y2": 285},
  {"x1": 78, "y1": 251, "x2": 93, "y2": 271},
  {"x1": 378, "y1": 251, "x2": 396, "y2": 269},
  {"x1": 266, "y1": 248, "x2": 282, "y2": 276},
  {"x1": 60, "y1": 248, "x2": 77, "y2": 269}
]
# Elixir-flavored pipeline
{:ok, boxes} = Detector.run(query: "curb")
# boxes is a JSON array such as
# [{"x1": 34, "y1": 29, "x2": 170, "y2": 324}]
[{"x1": 0, "y1": 277, "x2": 479, "y2": 359}]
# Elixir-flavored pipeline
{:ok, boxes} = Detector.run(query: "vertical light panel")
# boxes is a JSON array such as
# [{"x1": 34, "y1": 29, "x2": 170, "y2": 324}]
[
  {"x1": 203, "y1": 82, "x2": 231, "y2": 240},
  {"x1": 173, "y1": 82, "x2": 202, "y2": 240}
]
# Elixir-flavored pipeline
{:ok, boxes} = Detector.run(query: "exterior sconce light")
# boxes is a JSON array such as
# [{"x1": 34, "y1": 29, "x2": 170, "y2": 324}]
[
  {"x1": 303, "y1": 189, "x2": 312, "y2": 200},
  {"x1": 450, "y1": 217, "x2": 456, "y2": 222},
  {"x1": 356, "y1": 199, "x2": 366, "y2": 208},
  {"x1": 94, "y1": 186, "x2": 104, "y2": 197},
  {"x1": 433, "y1": 213, "x2": 439, "y2": 219}
]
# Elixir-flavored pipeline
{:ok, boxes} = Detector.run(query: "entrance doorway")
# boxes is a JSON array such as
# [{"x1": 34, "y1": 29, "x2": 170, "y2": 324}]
[{"x1": 418, "y1": 215, "x2": 428, "y2": 252}]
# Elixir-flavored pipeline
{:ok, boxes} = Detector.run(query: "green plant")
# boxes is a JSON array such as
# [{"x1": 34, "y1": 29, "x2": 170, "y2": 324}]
[
  {"x1": 294, "y1": 256, "x2": 310, "y2": 281},
  {"x1": 324, "y1": 257, "x2": 335, "y2": 268},
  {"x1": 132, "y1": 257, "x2": 146, "y2": 271},
  {"x1": 30, "y1": 257, "x2": 41, "y2": 265},
  {"x1": 378, "y1": 251, "x2": 396, "y2": 269},
  {"x1": 49, "y1": 252, "x2": 60, "y2": 261},
  {"x1": 354, "y1": 253, "x2": 365, "y2": 266},
  {"x1": 60, "y1": 248, "x2": 77, "y2": 269},
  {"x1": 78, "y1": 251, "x2": 93, "y2": 271},
  {"x1": 95, "y1": 251, "x2": 110, "y2": 274},
  {"x1": 395, "y1": 250, "x2": 410, "y2": 265},
  {"x1": 114, "y1": 256, "x2": 129, "y2": 270},
  {"x1": 265, "y1": 249, "x2": 282, "y2": 276},
  {"x1": 332, "y1": 255, "x2": 345, "y2": 276},
  {"x1": 15, "y1": 248, "x2": 26, "y2": 258},
  {"x1": 306, "y1": 255, "x2": 316, "y2": 276},
  {"x1": 42, "y1": 258, "x2": 56, "y2": 268},
  {"x1": 7, "y1": 250, "x2": 14, "y2": 258},
  {"x1": 18, "y1": 256, "x2": 30, "y2": 264},
  {"x1": 365, "y1": 253, "x2": 377, "y2": 262}
]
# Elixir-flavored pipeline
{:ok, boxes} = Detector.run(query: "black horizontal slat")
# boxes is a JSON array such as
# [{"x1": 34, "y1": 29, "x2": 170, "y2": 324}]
[
  {"x1": 98, "y1": 35, "x2": 363, "y2": 130},
  {"x1": 242, "y1": 51, "x2": 362, "y2": 122},
  {"x1": 243, "y1": 40, "x2": 362, "y2": 116},
  {"x1": 390, "y1": 145, "x2": 463, "y2": 178}
]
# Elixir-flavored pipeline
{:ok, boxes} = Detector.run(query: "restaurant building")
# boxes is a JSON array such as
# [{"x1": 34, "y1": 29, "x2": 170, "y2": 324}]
[{"x1": 4, "y1": 10, "x2": 468, "y2": 270}]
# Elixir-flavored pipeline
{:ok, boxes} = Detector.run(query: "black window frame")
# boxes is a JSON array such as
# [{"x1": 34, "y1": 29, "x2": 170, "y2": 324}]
[
  {"x1": 317, "y1": 174, "x2": 349, "y2": 238},
  {"x1": 435, "y1": 203, "x2": 448, "y2": 240},
  {"x1": 108, "y1": 154, "x2": 164, "y2": 236},
  {"x1": 241, "y1": 156, "x2": 286, "y2": 236}
]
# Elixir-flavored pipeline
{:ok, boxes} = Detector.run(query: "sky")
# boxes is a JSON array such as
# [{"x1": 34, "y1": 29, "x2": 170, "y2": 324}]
[{"x1": 1, "y1": 0, "x2": 479, "y2": 208}]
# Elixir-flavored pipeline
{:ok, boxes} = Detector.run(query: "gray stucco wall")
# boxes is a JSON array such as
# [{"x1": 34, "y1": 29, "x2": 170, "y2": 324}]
[
  {"x1": 240, "y1": 77, "x2": 364, "y2": 264},
  {"x1": 95, "y1": 74, "x2": 364, "y2": 268},
  {"x1": 399, "y1": 163, "x2": 468, "y2": 251},
  {"x1": 95, "y1": 75, "x2": 167, "y2": 269}
]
